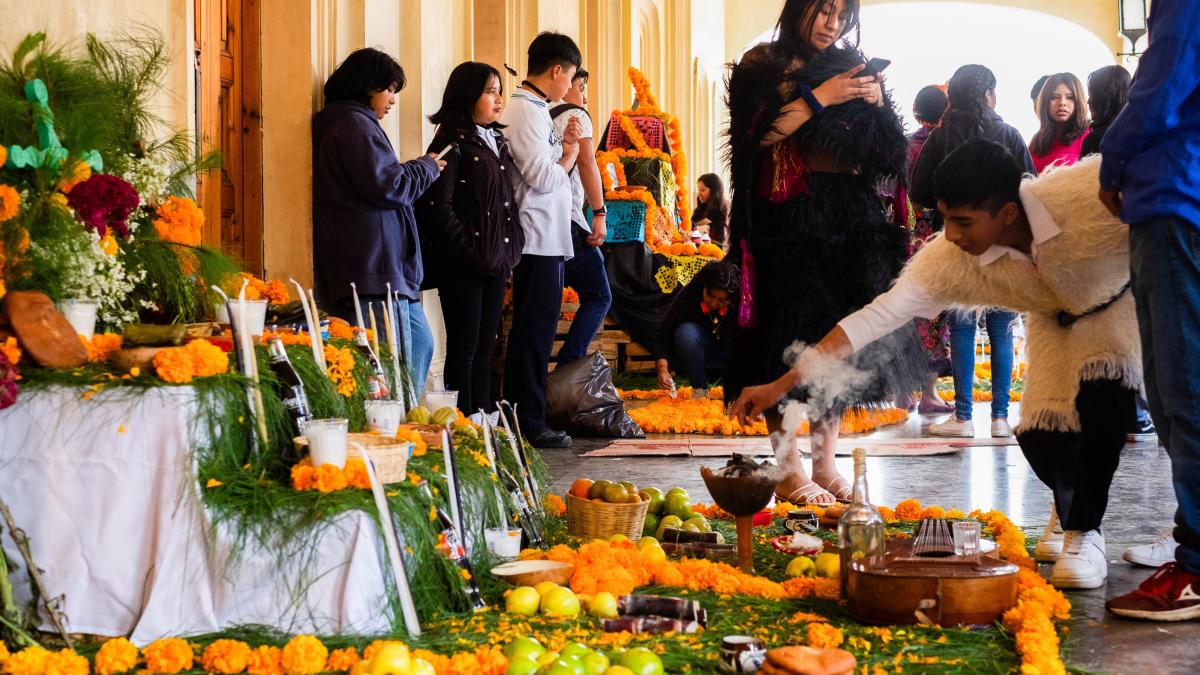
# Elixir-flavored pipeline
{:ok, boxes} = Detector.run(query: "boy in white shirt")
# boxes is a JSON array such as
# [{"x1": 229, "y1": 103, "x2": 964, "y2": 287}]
[
  {"x1": 501, "y1": 32, "x2": 583, "y2": 448},
  {"x1": 550, "y1": 69, "x2": 612, "y2": 366}
]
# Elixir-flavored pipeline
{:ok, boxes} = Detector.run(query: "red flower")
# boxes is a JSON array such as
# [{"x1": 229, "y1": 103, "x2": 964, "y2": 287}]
[
  {"x1": 66, "y1": 174, "x2": 140, "y2": 238},
  {"x1": 0, "y1": 348, "x2": 18, "y2": 410}
]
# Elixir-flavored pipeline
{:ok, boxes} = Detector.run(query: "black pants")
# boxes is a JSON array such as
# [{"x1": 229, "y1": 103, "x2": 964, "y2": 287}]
[
  {"x1": 504, "y1": 253, "x2": 564, "y2": 434},
  {"x1": 440, "y1": 271, "x2": 506, "y2": 414},
  {"x1": 1017, "y1": 378, "x2": 1137, "y2": 531}
]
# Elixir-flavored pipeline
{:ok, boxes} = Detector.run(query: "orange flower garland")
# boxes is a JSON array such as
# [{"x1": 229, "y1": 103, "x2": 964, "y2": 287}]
[
  {"x1": 595, "y1": 150, "x2": 627, "y2": 190},
  {"x1": 153, "y1": 339, "x2": 230, "y2": 383},
  {"x1": 44, "y1": 650, "x2": 89, "y2": 675},
  {"x1": 153, "y1": 196, "x2": 204, "y2": 246},
  {"x1": 627, "y1": 395, "x2": 908, "y2": 435},
  {"x1": 628, "y1": 67, "x2": 659, "y2": 110},
  {"x1": 604, "y1": 189, "x2": 664, "y2": 248},
  {"x1": 245, "y1": 646, "x2": 283, "y2": 675},
  {"x1": 323, "y1": 649, "x2": 360, "y2": 673},
  {"x1": 291, "y1": 456, "x2": 373, "y2": 492}
]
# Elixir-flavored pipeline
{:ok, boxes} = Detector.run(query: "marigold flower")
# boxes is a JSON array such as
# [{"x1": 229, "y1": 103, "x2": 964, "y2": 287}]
[
  {"x1": 280, "y1": 636, "x2": 327, "y2": 675},
  {"x1": 291, "y1": 462, "x2": 316, "y2": 491},
  {"x1": 82, "y1": 333, "x2": 123, "y2": 362},
  {"x1": 0, "y1": 184, "x2": 20, "y2": 222},
  {"x1": 323, "y1": 648, "x2": 359, "y2": 673},
  {"x1": 58, "y1": 161, "x2": 92, "y2": 194},
  {"x1": 1, "y1": 336, "x2": 20, "y2": 366},
  {"x1": 361, "y1": 642, "x2": 405, "y2": 662},
  {"x1": 200, "y1": 641, "x2": 252, "y2": 675},
  {"x1": 95, "y1": 638, "x2": 139, "y2": 675},
  {"x1": 324, "y1": 344, "x2": 357, "y2": 397},
  {"x1": 0, "y1": 145, "x2": 6, "y2": 167},
  {"x1": 893, "y1": 498, "x2": 923, "y2": 521},
  {"x1": 806, "y1": 623, "x2": 844, "y2": 649},
  {"x1": 153, "y1": 196, "x2": 204, "y2": 246},
  {"x1": 344, "y1": 458, "x2": 371, "y2": 490},
  {"x1": 3, "y1": 647, "x2": 49, "y2": 675},
  {"x1": 43, "y1": 650, "x2": 88, "y2": 675},
  {"x1": 153, "y1": 339, "x2": 229, "y2": 383},
  {"x1": 245, "y1": 646, "x2": 283, "y2": 675},
  {"x1": 142, "y1": 638, "x2": 194, "y2": 674},
  {"x1": 543, "y1": 494, "x2": 566, "y2": 517},
  {"x1": 313, "y1": 463, "x2": 348, "y2": 492}
]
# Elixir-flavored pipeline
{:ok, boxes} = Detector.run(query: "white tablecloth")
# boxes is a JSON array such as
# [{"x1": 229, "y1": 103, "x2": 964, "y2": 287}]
[{"x1": 0, "y1": 386, "x2": 392, "y2": 643}]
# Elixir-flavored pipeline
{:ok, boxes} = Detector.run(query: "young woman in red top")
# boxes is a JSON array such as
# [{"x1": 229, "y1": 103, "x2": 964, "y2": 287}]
[{"x1": 1029, "y1": 72, "x2": 1090, "y2": 174}]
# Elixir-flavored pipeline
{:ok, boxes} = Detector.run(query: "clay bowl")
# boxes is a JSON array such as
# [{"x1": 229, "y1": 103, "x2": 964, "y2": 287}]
[
  {"x1": 700, "y1": 466, "x2": 779, "y2": 517},
  {"x1": 490, "y1": 559, "x2": 574, "y2": 587}
]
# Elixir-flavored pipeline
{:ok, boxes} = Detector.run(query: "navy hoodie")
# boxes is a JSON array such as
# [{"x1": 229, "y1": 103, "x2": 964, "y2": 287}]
[{"x1": 311, "y1": 100, "x2": 440, "y2": 304}]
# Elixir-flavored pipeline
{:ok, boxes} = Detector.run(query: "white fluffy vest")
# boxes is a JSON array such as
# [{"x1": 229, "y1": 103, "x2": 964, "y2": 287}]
[{"x1": 908, "y1": 157, "x2": 1142, "y2": 433}]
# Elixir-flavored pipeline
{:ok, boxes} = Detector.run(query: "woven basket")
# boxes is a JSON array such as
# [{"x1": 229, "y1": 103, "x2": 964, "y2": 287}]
[
  {"x1": 294, "y1": 432, "x2": 412, "y2": 484},
  {"x1": 566, "y1": 493, "x2": 650, "y2": 540},
  {"x1": 396, "y1": 423, "x2": 444, "y2": 448}
]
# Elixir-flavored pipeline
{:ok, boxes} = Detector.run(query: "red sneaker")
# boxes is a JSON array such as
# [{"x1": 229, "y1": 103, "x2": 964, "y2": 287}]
[{"x1": 1106, "y1": 562, "x2": 1200, "y2": 621}]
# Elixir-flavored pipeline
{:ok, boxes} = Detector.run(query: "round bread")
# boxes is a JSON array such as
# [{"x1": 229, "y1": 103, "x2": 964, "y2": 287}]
[
  {"x1": 3, "y1": 291, "x2": 87, "y2": 368},
  {"x1": 766, "y1": 646, "x2": 857, "y2": 675}
]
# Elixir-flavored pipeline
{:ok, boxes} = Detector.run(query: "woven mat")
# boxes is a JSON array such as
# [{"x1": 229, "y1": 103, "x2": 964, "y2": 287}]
[{"x1": 580, "y1": 436, "x2": 1015, "y2": 458}]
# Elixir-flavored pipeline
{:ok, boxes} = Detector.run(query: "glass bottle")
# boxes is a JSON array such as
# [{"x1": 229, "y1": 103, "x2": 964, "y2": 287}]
[
  {"x1": 267, "y1": 337, "x2": 312, "y2": 442},
  {"x1": 837, "y1": 447, "x2": 887, "y2": 597},
  {"x1": 353, "y1": 328, "x2": 390, "y2": 400},
  {"x1": 418, "y1": 481, "x2": 487, "y2": 611},
  {"x1": 498, "y1": 464, "x2": 545, "y2": 548}
]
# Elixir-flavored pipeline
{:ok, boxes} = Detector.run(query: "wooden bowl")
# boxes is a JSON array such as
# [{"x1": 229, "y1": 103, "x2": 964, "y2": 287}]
[
  {"x1": 700, "y1": 466, "x2": 778, "y2": 517},
  {"x1": 490, "y1": 560, "x2": 574, "y2": 587},
  {"x1": 110, "y1": 346, "x2": 163, "y2": 372}
]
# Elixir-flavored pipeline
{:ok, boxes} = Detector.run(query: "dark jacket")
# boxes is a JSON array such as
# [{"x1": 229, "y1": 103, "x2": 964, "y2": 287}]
[
  {"x1": 1079, "y1": 125, "x2": 1106, "y2": 158},
  {"x1": 653, "y1": 277, "x2": 736, "y2": 362},
  {"x1": 417, "y1": 126, "x2": 524, "y2": 287},
  {"x1": 311, "y1": 100, "x2": 440, "y2": 304},
  {"x1": 691, "y1": 205, "x2": 727, "y2": 245},
  {"x1": 910, "y1": 108, "x2": 1035, "y2": 213}
]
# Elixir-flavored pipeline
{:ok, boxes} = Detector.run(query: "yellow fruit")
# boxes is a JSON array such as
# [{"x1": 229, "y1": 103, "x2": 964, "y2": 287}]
[
  {"x1": 589, "y1": 591, "x2": 619, "y2": 618},
  {"x1": 406, "y1": 406, "x2": 431, "y2": 424},
  {"x1": 452, "y1": 420, "x2": 478, "y2": 438},
  {"x1": 603, "y1": 668, "x2": 635, "y2": 675},
  {"x1": 431, "y1": 407, "x2": 457, "y2": 426},
  {"x1": 350, "y1": 662, "x2": 371, "y2": 675},
  {"x1": 636, "y1": 536, "x2": 659, "y2": 550},
  {"x1": 786, "y1": 556, "x2": 816, "y2": 577},
  {"x1": 535, "y1": 581, "x2": 560, "y2": 596},
  {"x1": 814, "y1": 552, "x2": 841, "y2": 579},
  {"x1": 538, "y1": 652, "x2": 561, "y2": 667},
  {"x1": 506, "y1": 586, "x2": 542, "y2": 615},
  {"x1": 368, "y1": 643, "x2": 411, "y2": 675},
  {"x1": 640, "y1": 543, "x2": 667, "y2": 563},
  {"x1": 541, "y1": 586, "x2": 582, "y2": 617},
  {"x1": 608, "y1": 534, "x2": 630, "y2": 543}
]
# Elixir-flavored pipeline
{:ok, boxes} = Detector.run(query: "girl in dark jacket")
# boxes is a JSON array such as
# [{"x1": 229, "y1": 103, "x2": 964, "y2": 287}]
[
  {"x1": 910, "y1": 64, "x2": 1033, "y2": 440},
  {"x1": 312, "y1": 48, "x2": 444, "y2": 392},
  {"x1": 691, "y1": 174, "x2": 729, "y2": 246},
  {"x1": 417, "y1": 62, "x2": 525, "y2": 414}
]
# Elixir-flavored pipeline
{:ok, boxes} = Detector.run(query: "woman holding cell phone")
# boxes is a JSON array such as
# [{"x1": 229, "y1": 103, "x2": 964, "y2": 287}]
[{"x1": 416, "y1": 62, "x2": 526, "y2": 414}]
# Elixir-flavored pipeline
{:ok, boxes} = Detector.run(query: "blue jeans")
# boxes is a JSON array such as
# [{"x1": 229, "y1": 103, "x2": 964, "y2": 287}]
[
  {"x1": 332, "y1": 295, "x2": 433, "y2": 398},
  {"x1": 948, "y1": 309, "x2": 1016, "y2": 420},
  {"x1": 673, "y1": 322, "x2": 728, "y2": 390},
  {"x1": 1130, "y1": 216, "x2": 1200, "y2": 573},
  {"x1": 558, "y1": 224, "x2": 612, "y2": 365}
]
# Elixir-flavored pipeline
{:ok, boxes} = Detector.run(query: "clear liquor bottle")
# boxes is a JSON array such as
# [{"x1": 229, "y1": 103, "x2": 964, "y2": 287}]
[
  {"x1": 837, "y1": 447, "x2": 887, "y2": 597},
  {"x1": 418, "y1": 481, "x2": 487, "y2": 611}
]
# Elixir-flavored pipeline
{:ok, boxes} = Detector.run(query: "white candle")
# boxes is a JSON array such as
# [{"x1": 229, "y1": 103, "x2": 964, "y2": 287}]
[
  {"x1": 480, "y1": 415, "x2": 509, "y2": 525},
  {"x1": 441, "y1": 429, "x2": 464, "y2": 536},
  {"x1": 350, "y1": 281, "x2": 366, "y2": 331},
  {"x1": 355, "y1": 443, "x2": 422, "y2": 636},
  {"x1": 308, "y1": 289, "x2": 327, "y2": 370},
  {"x1": 290, "y1": 279, "x2": 323, "y2": 368}
]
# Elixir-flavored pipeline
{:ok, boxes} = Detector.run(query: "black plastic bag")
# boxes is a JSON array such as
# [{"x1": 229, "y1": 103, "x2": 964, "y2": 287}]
[{"x1": 547, "y1": 351, "x2": 644, "y2": 438}]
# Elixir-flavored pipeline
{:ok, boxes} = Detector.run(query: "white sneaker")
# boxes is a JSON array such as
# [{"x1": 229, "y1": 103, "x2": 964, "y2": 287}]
[
  {"x1": 1035, "y1": 507, "x2": 1065, "y2": 562},
  {"x1": 929, "y1": 417, "x2": 975, "y2": 438},
  {"x1": 991, "y1": 418, "x2": 1012, "y2": 437},
  {"x1": 1050, "y1": 529, "x2": 1107, "y2": 589},
  {"x1": 1123, "y1": 528, "x2": 1178, "y2": 568}
]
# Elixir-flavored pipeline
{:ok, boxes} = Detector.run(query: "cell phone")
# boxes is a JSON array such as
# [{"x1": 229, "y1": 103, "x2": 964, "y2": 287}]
[
  {"x1": 860, "y1": 57, "x2": 891, "y2": 78},
  {"x1": 434, "y1": 144, "x2": 455, "y2": 160}
]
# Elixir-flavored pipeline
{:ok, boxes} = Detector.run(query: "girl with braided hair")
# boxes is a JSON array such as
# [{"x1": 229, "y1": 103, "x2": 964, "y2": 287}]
[
  {"x1": 910, "y1": 64, "x2": 1034, "y2": 440},
  {"x1": 723, "y1": 0, "x2": 924, "y2": 505}
]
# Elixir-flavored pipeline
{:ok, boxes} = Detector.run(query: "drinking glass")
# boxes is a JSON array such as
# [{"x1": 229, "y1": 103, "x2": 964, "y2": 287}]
[
  {"x1": 953, "y1": 521, "x2": 982, "y2": 556},
  {"x1": 364, "y1": 400, "x2": 405, "y2": 435},
  {"x1": 306, "y1": 418, "x2": 348, "y2": 468}
]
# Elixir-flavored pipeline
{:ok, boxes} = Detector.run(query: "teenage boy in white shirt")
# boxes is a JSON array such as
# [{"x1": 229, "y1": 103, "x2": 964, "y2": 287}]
[
  {"x1": 550, "y1": 69, "x2": 612, "y2": 367},
  {"x1": 501, "y1": 32, "x2": 583, "y2": 448}
]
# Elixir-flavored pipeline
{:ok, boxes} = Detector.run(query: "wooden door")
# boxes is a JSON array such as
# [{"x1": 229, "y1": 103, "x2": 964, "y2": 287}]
[{"x1": 194, "y1": 0, "x2": 263, "y2": 274}]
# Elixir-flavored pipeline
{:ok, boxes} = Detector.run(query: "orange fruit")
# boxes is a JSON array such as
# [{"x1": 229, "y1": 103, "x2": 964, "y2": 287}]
[{"x1": 569, "y1": 478, "x2": 594, "y2": 500}]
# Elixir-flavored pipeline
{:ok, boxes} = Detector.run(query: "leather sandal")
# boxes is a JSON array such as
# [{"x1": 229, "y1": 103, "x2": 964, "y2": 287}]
[
  {"x1": 821, "y1": 476, "x2": 854, "y2": 503},
  {"x1": 775, "y1": 481, "x2": 836, "y2": 507}
]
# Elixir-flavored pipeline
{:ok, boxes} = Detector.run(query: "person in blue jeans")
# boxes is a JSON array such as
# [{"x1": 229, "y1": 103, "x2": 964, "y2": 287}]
[
  {"x1": 930, "y1": 309, "x2": 1016, "y2": 438},
  {"x1": 1100, "y1": 0, "x2": 1200, "y2": 621},
  {"x1": 653, "y1": 262, "x2": 738, "y2": 398},
  {"x1": 551, "y1": 69, "x2": 612, "y2": 366}
]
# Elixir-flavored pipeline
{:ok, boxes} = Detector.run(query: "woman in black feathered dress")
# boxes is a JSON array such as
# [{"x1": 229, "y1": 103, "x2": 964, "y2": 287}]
[{"x1": 723, "y1": 0, "x2": 922, "y2": 505}]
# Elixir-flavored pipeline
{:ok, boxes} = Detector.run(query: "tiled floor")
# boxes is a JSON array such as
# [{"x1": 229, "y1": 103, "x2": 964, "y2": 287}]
[{"x1": 540, "y1": 403, "x2": 1200, "y2": 675}]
